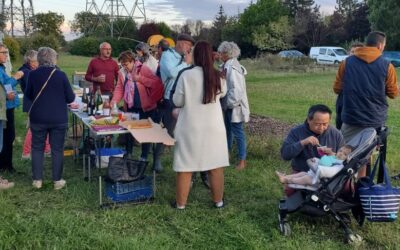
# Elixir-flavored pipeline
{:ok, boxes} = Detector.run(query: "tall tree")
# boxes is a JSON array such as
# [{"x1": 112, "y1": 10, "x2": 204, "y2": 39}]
[
  {"x1": 156, "y1": 22, "x2": 172, "y2": 38},
  {"x1": 28, "y1": 12, "x2": 65, "y2": 44},
  {"x1": 345, "y1": 1, "x2": 370, "y2": 41},
  {"x1": 239, "y1": 0, "x2": 287, "y2": 44},
  {"x1": 252, "y1": 16, "x2": 293, "y2": 51},
  {"x1": 282, "y1": 0, "x2": 315, "y2": 18},
  {"x1": 368, "y1": 0, "x2": 400, "y2": 49},
  {"x1": 210, "y1": 5, "x2": 227, "y2": 47},
  {"x1": 293, "y1": 6, "x2": 327, "y2": 52},
  {"x1": 325, "y1": 10, "x2": 347, "y2": 45},
  {"x1": 70, "y1": 11, "x2": 110, "y2": 37},
  {"x1": 31, "y1": 12, "x2": 64, "y2": 37},
  {"x1": 138, "y1": 22, "x2": 160, "y2": 41},
  {"x1": 336, "y1": 0, "x2": 357, "y2": 16}
]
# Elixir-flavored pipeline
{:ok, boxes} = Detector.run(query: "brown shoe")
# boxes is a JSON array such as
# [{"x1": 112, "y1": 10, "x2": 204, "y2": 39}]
[
  {"x1": 236, "y1": 160, "x2": 246, "y2": 171},
  {"x1": 0, "y1": 176, "x2": 15, "y2": 190}
]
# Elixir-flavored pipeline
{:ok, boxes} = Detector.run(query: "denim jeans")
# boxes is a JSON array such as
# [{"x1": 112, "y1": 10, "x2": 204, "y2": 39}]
[
  {"x1": 0, "y1": 108, "x2": 15, "y2": 170},
  {"x1": 30, "y1": 123, "x2": 68, "y2": 181},
  {"x1": 224, "y1": 109, "x2": 247, "y2": 160}
]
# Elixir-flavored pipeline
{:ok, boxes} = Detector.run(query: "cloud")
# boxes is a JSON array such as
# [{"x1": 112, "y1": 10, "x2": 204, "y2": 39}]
[{"x1": 146, "y1": 0, "x2": 250, "y2": 23}]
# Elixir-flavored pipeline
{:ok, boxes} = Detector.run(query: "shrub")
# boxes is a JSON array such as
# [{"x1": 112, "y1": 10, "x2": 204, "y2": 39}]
[
  {"x1": 69, "y1": 36, "x2": 99, "y2": 57},
  {"x1": 68, "y1": 36, "x2": 136, "y2": 57},
  {"x1": 242, "y1": 53, "x2": 336, "y2": 73},
  {"x1": 3, "y1": 36, "x2": 20, "y2": 61},
  {"x1": 17, "y1": 33, "x2": 61, "y2": 55}
]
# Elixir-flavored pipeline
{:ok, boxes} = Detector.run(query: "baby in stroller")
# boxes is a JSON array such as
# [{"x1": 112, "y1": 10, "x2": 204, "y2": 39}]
[{"x1": 276, "y1": 145, "x2": 353, "y2": 186}]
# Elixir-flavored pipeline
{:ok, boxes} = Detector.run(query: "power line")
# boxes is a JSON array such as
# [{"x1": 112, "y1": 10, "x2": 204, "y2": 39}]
[{"x1": 85, "y1": 0, "x2": 146, "y2": 38}]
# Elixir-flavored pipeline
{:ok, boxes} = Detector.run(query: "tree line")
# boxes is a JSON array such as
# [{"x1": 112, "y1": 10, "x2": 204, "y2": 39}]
[{"x1": 1, "y1": 0, "x2": 399, "y2": 58}]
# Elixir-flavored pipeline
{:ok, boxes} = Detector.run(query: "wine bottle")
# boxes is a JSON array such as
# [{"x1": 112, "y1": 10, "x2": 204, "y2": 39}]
[
  {"x1": 103, "y1": 97, "x2": 111, "y2": 116},
  {"x1": 95, "y1": 86, "x2": 103, "y2": 114},
  {"x1": 81, "y1": 88, "x2": 89, "y2": 113},
  {"x1": 88, "y1": 93, "x2": 95, "y2": 116}
]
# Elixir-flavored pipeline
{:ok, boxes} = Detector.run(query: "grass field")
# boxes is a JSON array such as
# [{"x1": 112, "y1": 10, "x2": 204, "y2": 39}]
[{"x1": 0, "y1": 53, "x2": 399, "y2": 249}]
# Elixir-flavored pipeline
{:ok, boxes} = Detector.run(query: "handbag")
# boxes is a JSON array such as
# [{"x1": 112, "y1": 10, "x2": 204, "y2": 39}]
[
  {"x1": 358, "y1": 155, "x2": 400, "y2": 222},
  {"x1": 107, "y1": 155, "x2": 147, "y2": 182}
]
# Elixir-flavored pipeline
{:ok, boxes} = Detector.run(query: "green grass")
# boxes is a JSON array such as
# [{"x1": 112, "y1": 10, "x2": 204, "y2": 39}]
[{"x1": 0, "y1": 54, "x2": 399, "y2": 249}]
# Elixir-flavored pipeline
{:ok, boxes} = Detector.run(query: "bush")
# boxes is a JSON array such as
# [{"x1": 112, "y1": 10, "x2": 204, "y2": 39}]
[
  {"x1": 242, "y1": 53, "x2": 336, "y2": 72},
  {"x1": 3, "y1": 36, "x2": 20, "y2": 61},
  {"x1": 69, "y1": 36, "x2": 99, "y2": 57},
  {"x1": 68, "y1": 36, "x2": 136, "y2": 57},
  {"x1": 17, "y1": 33, "x2": 61, "y2": 55}
]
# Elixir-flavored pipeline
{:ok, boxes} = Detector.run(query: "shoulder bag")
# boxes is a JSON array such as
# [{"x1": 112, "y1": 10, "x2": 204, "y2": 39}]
[
  {"x1": 28, "y1": 68, "x2": 57, "y2": 116},
  {"x1": 358, "y1": 155, "x2": 400, "y2": 222}
]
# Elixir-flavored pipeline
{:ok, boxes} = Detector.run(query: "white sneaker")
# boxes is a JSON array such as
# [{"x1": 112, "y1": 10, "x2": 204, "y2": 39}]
[
  {"x1": 32, "y1": 180, "x2": 43, "y2": 189},
  {"x1": 0, "y1": 176, "x2": 15, "y2": 190},
  {"x1": 22, "y1": 154, "x2": 31, "y2": 160},
  {"x1": 54, "y1": 179, "x2": 66, "y2": 190}
]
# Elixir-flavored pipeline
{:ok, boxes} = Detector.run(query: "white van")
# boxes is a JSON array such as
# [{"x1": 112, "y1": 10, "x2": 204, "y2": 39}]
[{"x1": 309, "y1": 46, "x2": 348, "y2": 64}]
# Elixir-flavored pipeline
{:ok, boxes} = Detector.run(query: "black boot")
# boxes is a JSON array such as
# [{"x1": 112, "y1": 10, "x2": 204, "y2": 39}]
[
  {"x1": 200, "y1": 171, "x2": 210, "y2": 189},
  {"x1": 152, "y1": 143, "x2": 164, "y2": 173}
]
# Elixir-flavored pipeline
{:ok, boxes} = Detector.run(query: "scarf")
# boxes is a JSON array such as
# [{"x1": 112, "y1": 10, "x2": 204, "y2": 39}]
[{"x1": 123, "y1": 74, "x2": 136, "y2": 108}]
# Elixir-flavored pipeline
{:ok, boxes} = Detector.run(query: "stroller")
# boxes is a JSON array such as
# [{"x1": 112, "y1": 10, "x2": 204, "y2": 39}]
[{"x1": 278, "y1": 127, "x2": 387, "y2": 243}]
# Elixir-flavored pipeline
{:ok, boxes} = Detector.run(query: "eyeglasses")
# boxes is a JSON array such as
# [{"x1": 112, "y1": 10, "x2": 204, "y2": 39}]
[{"x1": 0, "y1": 51, "x2": 8, "y2": 54}]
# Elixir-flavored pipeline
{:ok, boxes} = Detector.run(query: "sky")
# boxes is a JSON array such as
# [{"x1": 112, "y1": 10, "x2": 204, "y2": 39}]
[{"x1": 12, "y1": 0, "x2": 337, "y2": 39}]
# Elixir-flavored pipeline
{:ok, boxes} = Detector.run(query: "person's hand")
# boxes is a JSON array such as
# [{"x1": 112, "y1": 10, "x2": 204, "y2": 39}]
[
  {"x1": 93, "y1": 74, "x2": 106, "y2": 83},
  {"x1": 6, "y1": 91, "x2": 15, "y2": 101},
  {"x1": 68, "y1": 102, "x2": 79, "y2": 109},
  {"x1": 132, "y1": 73, "x2": 140, "y2": 82},
  {"x1": 321, "y1": 147, "x2": 334, "y2": 155},
  {"x1": 301, "y1": 136, "x2": 319, "y2": 146},
  {"x1": 184, "y1": 51, "x2": 192, "y2": 65},
  {"x1": 172, "y1": 108, "x2": 180, "y2": 119},
  {"x1": 13, "y1": 70, "x2": 24, "y2": 80}
]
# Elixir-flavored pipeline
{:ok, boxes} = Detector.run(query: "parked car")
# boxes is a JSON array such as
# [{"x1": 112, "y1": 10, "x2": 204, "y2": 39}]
[
  {"x1": 382, "y1": 51, "x2": 400, "y2": 67},
  {"x1": 309, "y1": 46, "x2": 348, "y2": 64},
  {"x1": 278, "y1": 50, "x2": 305, "y2": 58}
]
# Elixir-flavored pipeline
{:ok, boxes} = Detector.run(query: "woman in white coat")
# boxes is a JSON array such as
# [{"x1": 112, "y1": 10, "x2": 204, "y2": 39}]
[
  {"x1": 218, "y1": 41, "x2": 250, "y2": 170},
  {"x1": 172, "y1": 41, "x2": 229, "y2": 209}
]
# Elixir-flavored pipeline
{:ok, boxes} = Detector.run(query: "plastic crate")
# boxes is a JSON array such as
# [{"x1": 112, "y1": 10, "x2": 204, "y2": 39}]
[
  {"x1": 111, "y1": 176, "x2": 152, "y2": 195},
  {"x1": 96, "y1": 148, "x2": 125, "y2": 168},
  {"x1": 105, "y1": 176, "x2": 153, "y2": 202}
]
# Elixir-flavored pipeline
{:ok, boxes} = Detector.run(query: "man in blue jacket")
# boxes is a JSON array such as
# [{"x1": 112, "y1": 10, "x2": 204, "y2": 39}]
[{"x1": 155, "y1": 34, "x2": 195, "y2": 173}]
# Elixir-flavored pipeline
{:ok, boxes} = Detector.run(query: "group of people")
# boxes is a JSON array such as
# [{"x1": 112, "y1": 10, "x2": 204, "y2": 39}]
[
  {"x1": 84, "y1": 35, "x2": 250, "y2": 209},
  {"x1": 0, "y1": 45, "x2": 76, "y2": 190},
  {"x1": 0, "y1": 34, "x2": 251, "y2": 210},
  {"x1": 278, "y1": 31, "x2": 399, "y2": 193}
]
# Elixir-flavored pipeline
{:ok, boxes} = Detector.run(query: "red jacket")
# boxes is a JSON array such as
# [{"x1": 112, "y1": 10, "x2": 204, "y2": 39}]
[{"x1": 112, "y1": 62, "x2": 162, "y2": 112}]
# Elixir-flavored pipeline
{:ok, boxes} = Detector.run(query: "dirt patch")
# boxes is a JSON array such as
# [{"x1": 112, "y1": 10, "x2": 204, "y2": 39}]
[{"x1": 247, "y1": 114, "x2": 294, "y2": 138}]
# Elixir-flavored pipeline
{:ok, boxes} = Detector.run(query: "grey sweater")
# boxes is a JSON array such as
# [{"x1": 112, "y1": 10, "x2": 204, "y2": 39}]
[{"x1": 281, "y1": 122, "x2": 345, "y2": 172}]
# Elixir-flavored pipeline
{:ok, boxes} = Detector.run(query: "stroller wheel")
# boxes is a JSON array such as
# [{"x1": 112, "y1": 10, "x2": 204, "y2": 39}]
[
  {"x1": 346, "y1": 233, "x2": 362, "y2": 244},
  {"x1": 279, "y1": 222, "x2": 291, "y2": 236}
]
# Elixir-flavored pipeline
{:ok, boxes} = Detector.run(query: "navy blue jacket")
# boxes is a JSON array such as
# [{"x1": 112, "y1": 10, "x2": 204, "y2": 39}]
[
  {"x1": 281, "y1": 122, "x2": 345, "y2": 172},
  {"x1": 341, "y1": 55, "x2": 389, "y2": 127},
  {"x1": 19, "y1": 63, "x2": 34, "y2": 112},
  {"x1": 26, "y1": 66, "x2": 75, "y2": 125}
]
